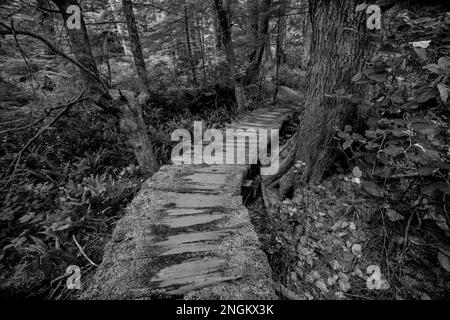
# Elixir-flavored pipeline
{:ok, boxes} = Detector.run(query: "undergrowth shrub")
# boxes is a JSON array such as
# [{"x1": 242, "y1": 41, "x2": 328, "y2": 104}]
[
  {"x1": 334, "y1": 4, "x2": 450, "y2": 270},
  {"x1": 0, "y1": 81, "x2": 239, "y2": 298}
]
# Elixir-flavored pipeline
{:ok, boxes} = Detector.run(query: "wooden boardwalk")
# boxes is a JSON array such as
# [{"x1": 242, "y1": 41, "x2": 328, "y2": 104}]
[{"x1": 82, "y1": 87, "x2": 302, "y2": 299}]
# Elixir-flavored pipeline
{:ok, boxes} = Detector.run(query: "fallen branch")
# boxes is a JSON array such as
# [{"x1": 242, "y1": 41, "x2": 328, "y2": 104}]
[{"x1": 72, "y1": 235, "x2": 99, "y2": 268}]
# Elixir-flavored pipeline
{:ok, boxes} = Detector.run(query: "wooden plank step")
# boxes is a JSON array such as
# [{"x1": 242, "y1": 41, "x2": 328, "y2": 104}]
[{"x1": 149, "y1": 258, "x2": 228, "y2": 289}]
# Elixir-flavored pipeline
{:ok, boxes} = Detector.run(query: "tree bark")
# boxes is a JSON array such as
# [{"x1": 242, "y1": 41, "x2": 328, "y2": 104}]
[
  {"x1": 244, "y1": 0, "x2": 271, "y2": 85},
  {"x1": 300, "y1": 0, "x2": 311, "y2": 69},
  {"x1": 183, "y1": 0, "x2": 198, "y2": 86},
  {"x1": 52, "y1": 0, "x2": 106, "y2": 95},
  {"x1": 108, "y1": 0, "x2": 131, "y2": 56},
  {"x1": 121, "y1": 0, "x2": 150, "y2": 100},
  {"x1": 293, "y1": 0, "x2": 370, "y2": 184},
  {"x1": 277, "y1": 0, "x2": 289, "y2": 65},
  {"x1": 247, "y1": 0, "x2": 260, "y2": 61},
  {"x1": 213, "y1": 0, "x2": 246, "y2": 112},
  {"x1": 198, "y1": 14, "x2": 208, "y2": 82}
]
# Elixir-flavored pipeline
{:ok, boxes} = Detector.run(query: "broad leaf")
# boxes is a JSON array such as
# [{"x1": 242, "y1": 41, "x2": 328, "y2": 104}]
[
  {"x1": 417, "y1": 166, "x2": 433, "y2": 176},
  {"x1": 438, "y1": 57, "x2": 450, "y2": 68},
  {"x1": 382, "y1": 145, "x2": 404, "y2": 157},
  {"x1": 385, "y1": 209, "x2": 404, "y2": 222},
  {"x1": 362, "y1": 181, "x2": 384, "y2": 197},
  {"x1": 373, "y1": 167, "x2": 393, "y2": 178},
  {"x1": 411, "y1": 122, "x2": 441, "y2": 137},
  {"x1": 437, "y1": 83, "x2": 448, "y2": 102}
]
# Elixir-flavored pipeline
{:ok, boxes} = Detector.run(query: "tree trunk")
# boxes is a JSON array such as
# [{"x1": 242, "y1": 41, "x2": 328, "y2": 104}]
[
  {"x1": 52, "y1": 0, "x2": 106, "y2": 96},
  {"x1": 247, "y1": 0, "x2": 259, "y2": 61},
  {"x1": 184, "y1": 1, "x2": 198, "y2": 86},
  {"x1": 294, "y1": 0, "x2": 370, "y2": 184},
  {"x1": 108, "y1": 0, "x2": 131, "y2": 56},
  {"x1": 51, "y1": 0, "x2": 159, "y2": 176},
  {"x1": 198, "y1": 14, "x2": 208, "y2": 82},
  {"x1": 121, "y1": 0, "x2": 150, "y2": 100},
  {"x1": 300, "y1": 1, "x2": 311, "y2": 69},
  {"x1": 277, "y1": 0, "x2": 289, "y2": 65},
  {"x1": 213, "y1": 0, "x2": 246, "y2": 112},
  {"x1": 273, "y1": 0, "x2": 288, "y2": 101},
  {"x1": 244, "y1": 0, "x2": 271, "y2": 85},
  {"x1": 119, "y1": 91, "x2": 159, "y2": 175}
]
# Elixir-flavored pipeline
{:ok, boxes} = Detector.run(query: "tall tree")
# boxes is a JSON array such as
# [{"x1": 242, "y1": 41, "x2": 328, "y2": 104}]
[
  {"x1": 244, "y1": 0, "x2": 271, "y2": 85},
  {"x1": 213, "y1": 0, "x2": 246, "y2": 112},
  {"x1": 246, "y1": 0, "x2": 260, "y2": 61},
  {"x1": 121, "y1": 0, "x2": 150, "y2": 101},
  {"x1": 51, "y1": 0, "x2": 159, "y2": 176},
  {"x1": 273, "y1": 0, "x2": 289, "y2": 100},
  {"x1": 293, "y1": 0, "x2": 371, "y2": 184},
  {"x1": 108, "y1": 0, "x2": 131, "y2": 56},
  {"x1": 183, "y1": 0, "x2": 198, "y2": 86},
  {"x1": 276, "y1": 0, "x2": 289, "y2": 65},
  {"x1": 300, "y1": 0, "x2": 312, "y2": 68}
]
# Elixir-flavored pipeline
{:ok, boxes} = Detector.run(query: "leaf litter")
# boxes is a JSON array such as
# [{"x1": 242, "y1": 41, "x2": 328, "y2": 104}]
[{"x1": 248, "y1": 172, "x2": 450, "y2": 300}]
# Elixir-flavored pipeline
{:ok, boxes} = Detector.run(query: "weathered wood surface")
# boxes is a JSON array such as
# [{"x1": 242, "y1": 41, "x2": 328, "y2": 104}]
[{"x1": 82, "y1": 86, "x2": 303, "y2": 300}]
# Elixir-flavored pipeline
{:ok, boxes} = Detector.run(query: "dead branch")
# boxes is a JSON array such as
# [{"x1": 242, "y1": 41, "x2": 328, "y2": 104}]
[
  {"x1": 0, "y1": 21, "x2": 106, "y2": 91},
  {"x1": 72, "y1": 235, "x2": 99, "y2": 268},
  {"x1": 10, "y1": 20, "x2": 39, "y2": 92},
  {"x1": 5, "y1": 93, "x2": 89, "y2": 178}
]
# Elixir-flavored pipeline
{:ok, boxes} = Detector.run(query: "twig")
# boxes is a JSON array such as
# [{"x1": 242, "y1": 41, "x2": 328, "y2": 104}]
[
  {"x1": 0, "y1": 21, "x2": 108, "y2": 92},
  {"x1": 372, "y1": 134, "x2": 387, "y2": 175},
  {"x1": 10, "y1": 20, "x2": 38, "y2": 95},
  {"x1": 5, "y1": 93, "x2": 88, "y2": 178},
  {"x1": 380, "y1": 208, "x2": 391, "y2": 280},
  {"x1": 397, "y1": 177, "x2": 417, "y2": 202},
  {"x1": 72, "y1": 235, "x2": 99, "y2": 268},
  {"x1": 0, "y1": 117, "x2": 45, "y2": 135},
  {"x1": 403, "y1": 194, "x2": 424, "y2": 250}
]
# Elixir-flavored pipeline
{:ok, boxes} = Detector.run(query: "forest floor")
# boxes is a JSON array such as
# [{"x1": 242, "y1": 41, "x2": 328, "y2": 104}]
[{"x1": 249, "y1": 175, "x2": 450, "y2": 300}]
